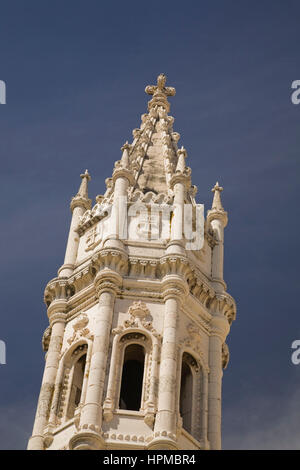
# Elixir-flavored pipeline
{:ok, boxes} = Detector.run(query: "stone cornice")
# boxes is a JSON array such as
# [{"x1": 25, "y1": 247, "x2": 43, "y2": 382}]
[
  {"x1": 207, "y1": 208, "x2": 228, "y2": 228},
  {"x1": 112, "y1": 167, "x2": 135, "y2": 186},
  {"x1": 44, "y1": 249, "x2": 236, "y2": 327},
  {"x1": 169, "y1": 169, "x2": 192, "y2": 190},
  {"x1": 70, "y1": 195, "x2": 92, "y2": 212}
]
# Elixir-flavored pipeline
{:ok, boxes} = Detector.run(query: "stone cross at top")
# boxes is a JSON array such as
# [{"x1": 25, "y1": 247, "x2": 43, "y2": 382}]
[{"x1": 145, "y1": 74, "x2": 176, "y2": 112}]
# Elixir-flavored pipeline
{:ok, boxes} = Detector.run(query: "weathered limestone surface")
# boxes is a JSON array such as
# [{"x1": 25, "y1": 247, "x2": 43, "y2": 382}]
[{"x1": 28, "y1": 75, "x2": 236, "y2": 451}]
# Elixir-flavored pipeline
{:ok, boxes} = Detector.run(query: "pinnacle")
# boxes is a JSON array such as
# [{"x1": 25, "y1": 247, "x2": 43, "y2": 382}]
[
  {"x1": 145, "y1": 73, "x2": 176, "y2": 113},
  {"x1": 211, "y1": 181, "x2": 224, "y2": 211},
  {"x1": 80, "y1": 169, "x2": 91, "y2": 181},
  {"x1": 70, "y1": 170, "x2": 92, "y2": 212}
]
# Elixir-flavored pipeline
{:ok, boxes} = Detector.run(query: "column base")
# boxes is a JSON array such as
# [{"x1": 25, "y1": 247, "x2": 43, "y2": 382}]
[
  {"x1": 69, "y1": 431, "x2": 105, "y2": 450},
  {"x1": 147, "y1": 436, "x2": 178, "y2": 450},
  {"x1": 27, "y1": 434, "x2": 44, "y2": 450}
]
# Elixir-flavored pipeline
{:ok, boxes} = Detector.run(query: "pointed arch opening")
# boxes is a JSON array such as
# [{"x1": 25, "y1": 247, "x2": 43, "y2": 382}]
[
  {"x1": 180, "y1": 353, "x2": 194, "y2": 434},
  {"x1": 119, "y1": 344, "x2": 145, "y2": 411},
  {"x1": 67, "y1": 352, "x2": 86, "y2": 419}
]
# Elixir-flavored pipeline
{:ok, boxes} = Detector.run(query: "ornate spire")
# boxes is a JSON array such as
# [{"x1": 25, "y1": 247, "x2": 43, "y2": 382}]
[
  {"x1": 176, "y1": 146, "x2": 187, "y2": 172},
  {"x1": 211, "y1": 182, "x2": 224, "y2": 211},
  {"x1": 120, "y1": 141, "x2": 130, "y2": 169},
  {"x1": 207, "y1": 181, "x2": 228, "y2": 227},
  {"x1": 145, "y1": 73, "x2": 176, "y2": 112},
  {"x1": 70, "y1": 170, "x2": 92, "y2": 212}
]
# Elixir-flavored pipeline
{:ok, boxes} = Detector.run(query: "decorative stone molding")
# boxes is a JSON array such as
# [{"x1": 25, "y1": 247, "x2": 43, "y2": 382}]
[
  {"x1": 103, "y1": 302, "x2": 161, "y2": 425},
  {"x1": 128, "y1": 301, "x2": 150, "y2": 319},
  {"x1": 208, "y1": 293, "x2": 236, "y2": 324},
  {"x1": 179, "y1": 331, "x2": 209, "y2": 374},
  {"x1": 222, "y1": 342, "x2": 230, "y2": 369},
  {"x1": 112, "y1": 303, "x2": 161, "y2": 341},
  {"x1": 56, "y1": 343, "x2": 88, "y2": 426},
  {"x1": 42, "y1": 326, "x2": 51, "y2": 352},
  {"x1": 67, "y1": 313, "x2": 93, "y2": 345}
]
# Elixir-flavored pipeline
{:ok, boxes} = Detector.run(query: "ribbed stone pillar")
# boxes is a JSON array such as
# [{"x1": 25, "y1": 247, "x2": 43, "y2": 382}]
[
  {"x1": 155, "y1": 296, "x2": 178, "y2": 434},
  {"x1": 208, "y1": 313, "x2": 229, "y2": 450},
  {"x1": 59, "y1": 171, "x2": 91, "y2": 278},
  {"x1": 150, "y1": 279, "x2": 187, "y2": 450},
  {"x1": 207, "y1": 183, "x2": 228, "y2": 294},
  {"x1": 27, "y1": 311, "x2": 66, "y2": 450},
  {"x1": 58, "y1": 206, "x2": 86, "y2": 277},
  {"x1": 210, "y1": 219, "x2": 224, "y2": 282}
]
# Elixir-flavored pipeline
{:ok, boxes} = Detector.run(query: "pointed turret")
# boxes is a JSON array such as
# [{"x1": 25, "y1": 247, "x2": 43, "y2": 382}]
[
  {"x1": 211, "y1": 182, "x2": 224, "y2": 211},
  {"x1": 207, "y1": 181, "x2": 228, "y2": 226},
  {"x1": 70, "y1": 169, "x2": 91, "y2": 211},
  {"x1": 58, "y1": 171, "x2": 92, "y2": 278},
  {"x1": 207, "y1": 182, "x2": 228, "y2": 293}
]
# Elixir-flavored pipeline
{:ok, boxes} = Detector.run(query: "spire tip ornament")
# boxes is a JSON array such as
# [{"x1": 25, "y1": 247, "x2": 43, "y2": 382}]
[
  {"x1": 145, "y1": 73, "x2": 176, "y2": 112},
  {"x1": 212, "y1": 181, "x2": 223, "y2": 193},
  {"x1": 80, "y1": 169, "x2": 91, "y2": 181}
]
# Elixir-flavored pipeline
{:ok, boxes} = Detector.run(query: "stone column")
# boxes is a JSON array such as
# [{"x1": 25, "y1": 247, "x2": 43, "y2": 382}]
[
  {"x1": 27, "y1": 310, "x2": 66, "y2": 450},
  {"x1": 69, "y1": 272, "x2": 121, "y2": 450},
  {"x1": 103, "y1": 333, "x2": 120, "y2": 422},
  {"x1": 150, "y1": 280, "x2": 186, "y2": 450},
  {"x1": 207, "y1": 313, "x2": 229, "y2": 450},
  {"x1": 171, "y1": 182, "x2": 184, "y2": 242},
  {"x1": 201, "y1": 371, "x2": 209, "y2": 449},
  {"x1": 59, "y1": 171, "x2": 91, "y2": 278},
  {"x1": 210, "y1": 219, "x2": 224, "y2": 282},
  {"x1": 58, "y1": 206, "x2": 85, "y2": 278},
  {"x1": 207, "y1": 183, "x2": 228, "y2": 294},
  {"x1": 104, "y1": 143, "x2": 134, "y2": 250},
  {"x1": 47, "y1": 357, "x2": 65, "y2": 428},
  {"x1": 167, "y1": 147, "x2": 189, "y2": 256}
]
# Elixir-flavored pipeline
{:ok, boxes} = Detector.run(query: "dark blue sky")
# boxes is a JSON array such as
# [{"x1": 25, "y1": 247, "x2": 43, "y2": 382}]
[{"x1": 0, "y1": 0, "x2": 300, "y2": 449}]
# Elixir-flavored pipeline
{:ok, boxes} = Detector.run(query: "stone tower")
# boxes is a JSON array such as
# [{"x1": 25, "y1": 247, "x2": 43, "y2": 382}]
[{"x1": 28, "y1": 74, "x2": 236, "y2": 451}]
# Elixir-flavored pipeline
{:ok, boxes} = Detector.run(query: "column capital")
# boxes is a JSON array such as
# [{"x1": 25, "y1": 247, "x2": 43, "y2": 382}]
[
  {"x1": 47, "y1": 299, "x2": 68, "y2": 323},
  {"x1": 209, "y1": 314, "x2": 230, "y2": 342},
  {"x1": 94, "y1": 269, "x2": 122, "y2": 298},
  {"x1": 49, "y1": 311, "x2": 67, "y2": 326},
  {"x1": 161, "y1": 274, "x2": 189, "y2": 302}
]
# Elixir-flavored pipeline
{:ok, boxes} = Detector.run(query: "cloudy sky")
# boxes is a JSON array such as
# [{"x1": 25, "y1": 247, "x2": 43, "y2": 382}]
[{"x1": 0, "y1": 0, "x2": 300, "y2": 449}]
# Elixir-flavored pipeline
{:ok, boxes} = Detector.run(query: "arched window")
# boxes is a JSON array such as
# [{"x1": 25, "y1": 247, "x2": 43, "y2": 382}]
[
  {"x1": 180, "y1": 354, "x2": 194, "y2": 434},
  {"x1": 67, "y1": 353, "x2": 86, "y2": 419},
  {"x1": 119, "y1": 344, "x2": 145, "y2": 411}
]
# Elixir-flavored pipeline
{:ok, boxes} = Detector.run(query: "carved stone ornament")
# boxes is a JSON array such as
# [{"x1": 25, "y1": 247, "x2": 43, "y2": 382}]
[
  {"x1": 67, "y1": 313, "x2": 93, "y2": 345},
  {"x1": 222, "y1": 343, "x2": 230, "y2": 369},
  {"x1": 42, "y1": 326, "x2": 52, "y2": 352},
  {"x1": 128, "y1": 301, "x2": 150, "y2": 319},
  {"x1": 179, "y1": 323, "x2": 209, "y2": 373},
  {"x1": 112, "y1": 302, "x2": 161, "y2": 340}
]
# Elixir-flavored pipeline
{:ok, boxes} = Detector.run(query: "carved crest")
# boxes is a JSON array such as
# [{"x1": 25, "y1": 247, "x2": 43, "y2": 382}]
[{"x1": 67, "y1": 313, "x2": 93, "y2": 345}]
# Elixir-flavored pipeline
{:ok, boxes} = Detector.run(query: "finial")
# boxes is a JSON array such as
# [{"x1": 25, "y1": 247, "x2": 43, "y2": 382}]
[
  {"x1": 80, "y1": 169, "x2": 91, "y2": 181},
  {"x1": 121, "y1": 141, "x2": 131, "y2": 152},
  {"x1": 177, "y1": 146, "x2": 187, "y2": 157},
  {"x1": 77, "y1": 169, "x2": 91, "y2": 198},
  {"x1": 145, "y1": 74, "x2": 176, "y2": 112},
  {"x1": 70, "y1": 170, "x2": 92, "y2": 212},
  {"x1": 120, "y1": 141, "x2": 131, "y2": 168},
  {"x1": 212, "y1": 181, "x2": 223, "y2": 193},
  {"x1": 176, "y1": 146, "x2": 187, "y2": 172},
  {"x1": 211, "y1": 181, "x2": 224, "y2": 211}
]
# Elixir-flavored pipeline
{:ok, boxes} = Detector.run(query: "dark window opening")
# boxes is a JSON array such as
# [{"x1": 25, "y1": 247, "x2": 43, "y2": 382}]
[
  {"x1": 180, "y1": 360, "x2": 193, "y2": 434},
  {"x1": 119, "y1": 344, "x2": 145, "y2": 411}
]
